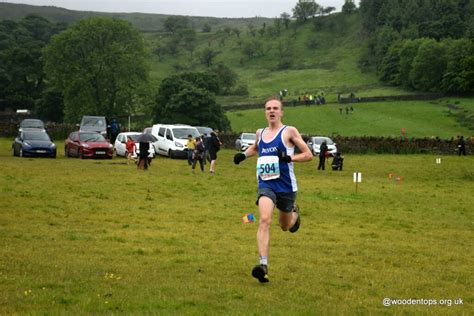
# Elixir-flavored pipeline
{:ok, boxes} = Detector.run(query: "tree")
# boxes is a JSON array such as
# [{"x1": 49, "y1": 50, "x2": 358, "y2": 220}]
[
  {"x1": 280, "y1": 12, "x2": 291, "y2": 29},
  {"x1": 163, "y1": 16, "x2": 190, "y2": 33},
  {"x1": 342, "y1": 0, "x2": 357, "y2": 14},
  {"x1": 154, "y1": 72, "x2": 230, "y2": 131},
  {"x1": 410, "y1": 39, "x2": 447, "y2": 91},
  {"x1": 373, "y1": 26, "x2": 401, "y2": 71},
  {"x1": 292, "y1": 0, "x2": 320, "y2": 23},
  {"x1": 241, "y1": 39, "x2": 264, "y2": 61},
  {"x1": 202, "y1": 23, "x2": 212, "y2": 33},
  {"x1": 322, "y1": 7, "x2": 336, "y2": 15},
  {"x1": 208, "y1": 63, "x2": 237, "y2": 95},
  {"x1": 441, "y1": 39, "x2": 474, "y2": 93},
  {"x1": 199, "y1": 47, "x2": 220, "y2": 67},
  {"x1": 273, "y1": 17, "x2": 282, "y2": 35},
  {"x1": 398, "y1": 39, "x2": 423, "y2": 88},
  {"x1": 44, "y1": 17, "x2": 148, "y2": 123},
  {"x1": 35, "y1": 88, "x2": 64, "y2": 122},
  {"x1": 0, "y1": 15, "x2": 64, "y2": 113},
  {"x1": 378, "y1": 40, "x2": 403, "y2": 85}
]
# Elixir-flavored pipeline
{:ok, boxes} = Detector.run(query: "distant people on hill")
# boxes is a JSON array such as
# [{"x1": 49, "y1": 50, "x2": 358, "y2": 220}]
[
  {"x1": 339, "y1": 107, "x2": 343, "y2": 114},
  {"x1": 345, "y1": 107, "x2": 349, "y2": 115}
]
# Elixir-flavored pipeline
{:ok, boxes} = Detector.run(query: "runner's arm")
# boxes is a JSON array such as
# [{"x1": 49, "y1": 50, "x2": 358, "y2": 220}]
[
  {"x1": 243, "y1": 129, "x2": 260, "y2": 158},
  {"x1": 287, "y1": 127, "x2": 312, "y2": 162}
]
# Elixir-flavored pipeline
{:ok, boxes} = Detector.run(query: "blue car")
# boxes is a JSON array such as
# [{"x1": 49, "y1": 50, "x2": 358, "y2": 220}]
[{"x1": 12, "y1": 129, "x2": 57, "y2": 158}]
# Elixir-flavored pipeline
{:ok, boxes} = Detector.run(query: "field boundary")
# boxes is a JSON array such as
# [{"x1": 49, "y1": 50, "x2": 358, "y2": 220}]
[{"x1": 223, "y1": 94, "x2": 444, "y2": 111}]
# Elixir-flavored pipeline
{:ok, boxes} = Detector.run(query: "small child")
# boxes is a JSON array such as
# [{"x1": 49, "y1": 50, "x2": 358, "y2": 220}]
[{"x1": 125, "y1": 137, "x2": 136, "y2": 165}]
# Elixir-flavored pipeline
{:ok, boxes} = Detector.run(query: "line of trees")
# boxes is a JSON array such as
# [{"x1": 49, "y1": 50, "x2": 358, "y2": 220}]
[
  {"x1": 359, "y1": 0, "x2": 474, "y2": 93},
  {"x1": 0, "y1": 15, "x2": 65, "y2": 119},
  {"x1": 1, "y1": 15, "x2": 232, "y2": 129}
]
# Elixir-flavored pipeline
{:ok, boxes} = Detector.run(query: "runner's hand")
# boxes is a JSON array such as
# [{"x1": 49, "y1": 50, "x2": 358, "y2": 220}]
[
  {"x1": 234, "y1": 153, "x2": 246, "y2": 165},
  {"x1": 277, "y1": 148, "x2": 292, "y2": 163}
]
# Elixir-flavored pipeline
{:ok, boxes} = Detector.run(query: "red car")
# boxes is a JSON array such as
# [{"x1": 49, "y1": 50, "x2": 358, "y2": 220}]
[{"x1": 65, "y1": 131, "x2": 113, "y2": 159}]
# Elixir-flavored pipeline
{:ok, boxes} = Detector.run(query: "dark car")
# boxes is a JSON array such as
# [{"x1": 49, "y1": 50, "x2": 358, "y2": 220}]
[
  {"x1": 79, "y1": 116, "x2": 108, "y2": 138},
  {"x1": 65, "y1": 131, "x2": 113, "y2": 159},
  {"x1": 194, "y1": 126, "x2": 213, "y2": 136},
  {"x1": 12, "y1": 129, "x2": 56, "y2": 158},
  {"x1": 19, "y1": 119, "x2": 45, "y2": 132}
]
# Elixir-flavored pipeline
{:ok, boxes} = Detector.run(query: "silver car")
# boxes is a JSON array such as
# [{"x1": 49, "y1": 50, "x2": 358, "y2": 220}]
[
  {"x1": 307, "y1": 136, "x2": 337, "y2": 156},
  {"x1": 235, "y1": 133, "x2": 256, "y2": 151}
]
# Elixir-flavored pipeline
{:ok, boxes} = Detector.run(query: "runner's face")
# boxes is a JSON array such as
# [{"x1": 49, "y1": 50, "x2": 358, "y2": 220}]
[{"x1": 264, "y1": 100, "x2": 283, "y2": 124}]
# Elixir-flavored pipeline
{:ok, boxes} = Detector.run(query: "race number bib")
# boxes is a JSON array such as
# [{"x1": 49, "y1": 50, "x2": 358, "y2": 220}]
[{"x1": 257, "y1": 156, "x2": 280, "y2": 181}]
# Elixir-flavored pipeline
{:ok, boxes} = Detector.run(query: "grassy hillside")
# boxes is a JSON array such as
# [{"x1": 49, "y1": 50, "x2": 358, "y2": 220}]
[
  {"x1": 146, "y1": 13, "x2": 408, "y2": 105},
  {"x1": 0, "y1": 2, "x2": 269, "y2": 32},
  {"x1": 1, "y1": 3, "x2": 420, "y2": 105},
  {"x1": 227, "y1": 98, "x2": 474, "y2": 138}
]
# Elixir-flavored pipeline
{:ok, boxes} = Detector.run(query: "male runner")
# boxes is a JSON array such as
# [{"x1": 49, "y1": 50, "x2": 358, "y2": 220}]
[{"x1": 234, "y1": 97, "x2": 312, "y2": 283}]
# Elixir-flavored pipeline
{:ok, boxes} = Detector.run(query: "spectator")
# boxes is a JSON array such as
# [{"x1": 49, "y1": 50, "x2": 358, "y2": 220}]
[
  {"x1": 192, "y1": 137, "x2": 205, "y2": 172},
  {"x1": 125, "y1": 136, "x2": 136, "y2": 165},
  {"x1": 202, "y1": 133, "x2": 210, "y2": 164},
  {"x1": 186, "y1": 134, "x2": 196, "y2": 166},
  {"x1": 318, "y1": 141, "x2": 328, "y2": 170},
  {"x1": 458, "y1": 136, "x2": 466, "y2": 156},
  {"x1": 110, "y1": 119, "x2": 120, "y2": 143},
  {"x1": 208, "y1": 131, "x2": 222, "y2": 174},
  {"x1": 138, "y1": 141, "x2": 150, "y2": 170}
]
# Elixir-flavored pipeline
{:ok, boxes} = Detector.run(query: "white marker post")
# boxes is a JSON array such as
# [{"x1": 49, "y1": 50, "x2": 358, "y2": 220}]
[{"x1": 353, "y1": 172, "x2": 362, "y2": 193}]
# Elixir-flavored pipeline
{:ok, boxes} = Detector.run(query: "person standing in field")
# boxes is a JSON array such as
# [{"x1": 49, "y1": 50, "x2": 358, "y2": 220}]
[
  {"x1": 125, "y1": 136, "x2": 136, "y2": 165},
  {"x1": 186, "y1": 134, "x2": 196, "y2": 166},
  {"x1": 138, "y1": 141, "x2": 150, "y2": 170},
  {"x1": 192, "y1": 136, "x2": 205, "y2": 172},
  {"x1": 233, "y1": 97, "x2": 312, "y2": 283},
  {"x1": 458, "y1": 136, "x2": 466, "y2": 156},
  {"x1": 208, "y1": 131, "x2": 221, "y2": 174},
  {"x1": 318, "y1": 140, "x2": 328, "y2": 170}
]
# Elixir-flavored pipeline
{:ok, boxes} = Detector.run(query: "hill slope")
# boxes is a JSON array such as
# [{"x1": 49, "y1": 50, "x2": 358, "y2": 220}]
[
  {"x1": 0, "y1": 2, "x2": 269, "y2": 32},
  {"x1": 227, "y1": 98, "x2": 474, "y2": 138}
]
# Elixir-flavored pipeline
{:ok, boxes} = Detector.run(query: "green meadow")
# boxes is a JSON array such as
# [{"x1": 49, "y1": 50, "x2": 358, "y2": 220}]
[
  {"x1": 0, "y1": 138, "x2": 472, "y2": 314},
  {"x1": 227, "y1": 98, "x2": 474, "y2": 137}
]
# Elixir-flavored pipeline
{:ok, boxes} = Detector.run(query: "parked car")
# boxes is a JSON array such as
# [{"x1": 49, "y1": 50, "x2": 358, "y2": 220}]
[
  {"x1": 235, "y1": 132, "x2": 256, "y2": 151},
  {"x1": 142, "y1": 127, "x2": 153, "y2": 134},
  {"x1": 18, "y1": 119, "x2": 45, "y2": 132},
  {"x1": 65, "y1": 131, "x2": 113, "y2": 159},
  {"x1": 307, "y1": 136, "x2": 337, "y2": 156},
  {"x1": 151, "y1": 124, "x2": 200, "y2": 158},
  {"x1": 114, "y1": 132, "x2": 156, "y2": 159},
  {"x1": 12, "y1": 128, "x2": 56, "y2": 158},
  {"x1": 194, "y1": 126, "x2": 213, "y2": 136},
  {"x1": 79, "y1": 116, "x2": 108, "y2": 138}
]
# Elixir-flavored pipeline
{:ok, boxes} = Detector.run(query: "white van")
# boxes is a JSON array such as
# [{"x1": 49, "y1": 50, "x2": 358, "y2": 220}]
[{"x1": 151, "y1": 124, "x2": 200, "y2": 158}]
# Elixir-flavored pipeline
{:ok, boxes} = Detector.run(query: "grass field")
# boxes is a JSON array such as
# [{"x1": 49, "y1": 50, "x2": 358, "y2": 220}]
[
  {"x1": 227, "y1": 98, "x2": 474, "y2": 138},
  {"x1": 0, "y1": 138, "x2": 472, "y2": 314}
]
